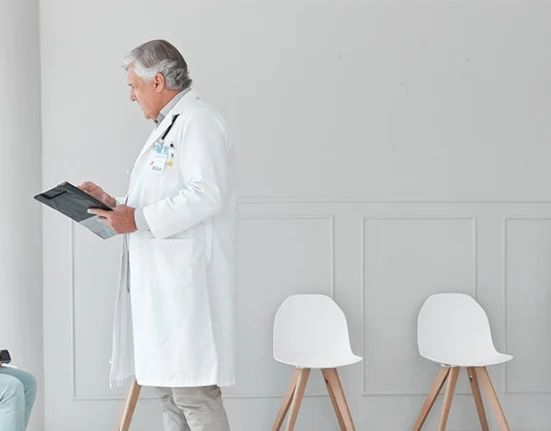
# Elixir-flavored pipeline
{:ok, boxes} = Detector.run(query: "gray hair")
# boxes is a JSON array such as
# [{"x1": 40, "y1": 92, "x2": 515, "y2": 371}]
[{"x1": 122, "y1": 40, "x2": 192, "y2": 91}]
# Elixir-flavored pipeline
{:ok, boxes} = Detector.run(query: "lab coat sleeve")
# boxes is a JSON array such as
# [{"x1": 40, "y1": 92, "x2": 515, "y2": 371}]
[
  {"x1": 134, "y1": 208, "x2": 150, "y2": 231},
  {"x1": 115, "y1": 195, "x2": 127, "y2": 206},
  {"x1": 142, "y1": 109, "x2": 230, "y2": 239}
]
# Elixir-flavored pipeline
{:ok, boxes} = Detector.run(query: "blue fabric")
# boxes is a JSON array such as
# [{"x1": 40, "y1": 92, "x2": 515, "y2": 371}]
[{"x1": 0, "y1": 366, "x2": 36, "y2": 431}]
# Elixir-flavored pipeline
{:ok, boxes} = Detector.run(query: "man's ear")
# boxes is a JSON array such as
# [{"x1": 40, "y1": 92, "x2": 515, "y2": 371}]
[{"x1": 154, "y1": 73, "x2": 165, "y2": 92}]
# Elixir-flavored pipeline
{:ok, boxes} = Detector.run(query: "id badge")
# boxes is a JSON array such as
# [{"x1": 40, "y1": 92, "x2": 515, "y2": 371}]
[{"x1": 152, "y1": 145, "x2": 168, "y2": 173}]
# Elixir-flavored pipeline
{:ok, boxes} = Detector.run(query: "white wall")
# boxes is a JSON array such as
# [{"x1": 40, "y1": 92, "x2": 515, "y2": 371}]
[
  {"x1": 0, "y1": 0, "x2": 44, "y2": 430},
  {"x1": 39, "y1": 1, "x2": 551, "y2": 430}
]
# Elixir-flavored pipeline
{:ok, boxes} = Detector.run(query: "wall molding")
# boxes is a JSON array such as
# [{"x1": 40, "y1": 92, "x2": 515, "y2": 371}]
[
  {"x1": 67, "y1": 207, "x2": 551, "y2": 401},
  {"x1": 226, "y1": 214, "x2": 335, "y2": 399},
  {"x1": 503, "y1": 217, "x2": 551, "y2": 395},
  {"x1": 238, "y1": 196, "x2": 551, "y2": 204},
  {"x1": 236, "y1": 214, "x2": 336, "y2": 299},
  {"x1": 360, "y1": 216, "x2": 478, "y2": 397},
  {"x1": 68, "y1": 223, "x2": 159, "y2": 401},
  {"x1": 69, "y1": 221, "x2": 76, "y2": 399}
]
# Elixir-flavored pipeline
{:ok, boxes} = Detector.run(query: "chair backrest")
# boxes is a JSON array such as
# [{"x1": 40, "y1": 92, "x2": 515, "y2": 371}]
[
  {"x1": 418, "y1": 293, "x2": 498, "y2": 360},
  {"x1": 273, "y1": 294, "x2": 354, "y2": 365}
]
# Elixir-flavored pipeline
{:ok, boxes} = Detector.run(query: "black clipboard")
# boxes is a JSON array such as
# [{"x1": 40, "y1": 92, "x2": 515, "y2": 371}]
[{"x1": 34, "y1": 181, "x2": 117, "y2": 239}]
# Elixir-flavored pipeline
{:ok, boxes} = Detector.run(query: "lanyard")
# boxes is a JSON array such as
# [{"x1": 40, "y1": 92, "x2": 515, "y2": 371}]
[{"x1": 152, "y1": 113, "x2": 180, "y2": 172}]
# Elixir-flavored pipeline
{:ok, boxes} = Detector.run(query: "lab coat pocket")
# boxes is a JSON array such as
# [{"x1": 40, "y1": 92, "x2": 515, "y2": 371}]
[
  {"x1": 140, "y1": 238, "x2": 206, "y2": 340},
  {"x1": 146, "y1": 238, "x2": 197, "y2": 291}
]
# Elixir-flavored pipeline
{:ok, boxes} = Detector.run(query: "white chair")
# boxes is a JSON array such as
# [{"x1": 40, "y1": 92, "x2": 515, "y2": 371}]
[
  {"x1": 413, "y1": 293, "x2": 513, "y2": 431},
  {"x1": 272, "y1": 294, "x2": 362, "y2": 431}
]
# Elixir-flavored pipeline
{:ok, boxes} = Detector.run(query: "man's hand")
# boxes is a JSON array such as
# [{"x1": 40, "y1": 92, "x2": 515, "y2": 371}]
[
  {"x1": 78, "y1": 182, "x2": 117, "y2": 208},
  {"x1": 88, "y1": 205, "x2": 137, "y2": 235}
]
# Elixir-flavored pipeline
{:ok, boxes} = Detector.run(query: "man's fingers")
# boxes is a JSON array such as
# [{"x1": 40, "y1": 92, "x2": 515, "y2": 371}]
[
  {"x1": 89, "y1": 208, "x2": 113, "y2": 229},
  {"x1": 79, "y1": 182, "x2": 96, "y2": 192},
  {"x1": 88, "y1": 208, "x2": 109, "y2": 218}
]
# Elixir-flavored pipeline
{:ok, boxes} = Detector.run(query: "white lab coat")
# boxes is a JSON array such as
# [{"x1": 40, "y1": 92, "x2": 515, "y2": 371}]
[{"x1": 109, "y1": 90, "x2": 236, "y2": 388}]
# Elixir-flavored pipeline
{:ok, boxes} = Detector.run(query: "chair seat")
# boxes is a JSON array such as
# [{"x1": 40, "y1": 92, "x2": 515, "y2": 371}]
[
  {"x1": 422, "y1": 352, "x2": 513, "y2": 367},
  {"x1": 275, "y1": 353, "x2": 363, "y2": 369}
]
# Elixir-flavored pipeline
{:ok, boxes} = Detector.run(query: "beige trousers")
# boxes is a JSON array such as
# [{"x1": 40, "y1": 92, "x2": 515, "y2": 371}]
[{"x1": 155, "y1": 385, "x2": 231, "y2": 431}]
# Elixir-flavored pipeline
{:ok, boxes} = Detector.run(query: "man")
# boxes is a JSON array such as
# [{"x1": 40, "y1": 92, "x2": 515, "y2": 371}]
[
  {"x1": 0, "y1": 362, "x2": 37, "y2": 431},
  {"x1": 80, "y1": 39, "x2": 236, "y2": 431}
]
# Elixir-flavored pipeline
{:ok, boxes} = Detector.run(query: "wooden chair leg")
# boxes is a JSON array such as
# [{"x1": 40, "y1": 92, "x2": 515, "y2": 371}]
[
  {"x1": 322, "y1": 369, "x2": 346, "y2": 430},
  {"x1": 323, "y1": 368, "x2": 356, "y2": 431},
  {"x1": 475, "y1": 367, "x2": 511, "y2": 431},
  {"x1": 272, "y1": 368, "x2": 300, "y2": 431},
  {"x1": 438, "y1": 367, "x2": 460, "y2": 431},
  {"x1": 285, "y1": 368, "x2": 310, "y2": 431},
  {"x1": 413, "y1": 366, "x2": 450, "y2": 431},
  {"x1": 116, "y1": 380, "x2": 141, "y2": 431},
  {"x1": 466, "y1": 367, "x2": 489, "y2": 431}
]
